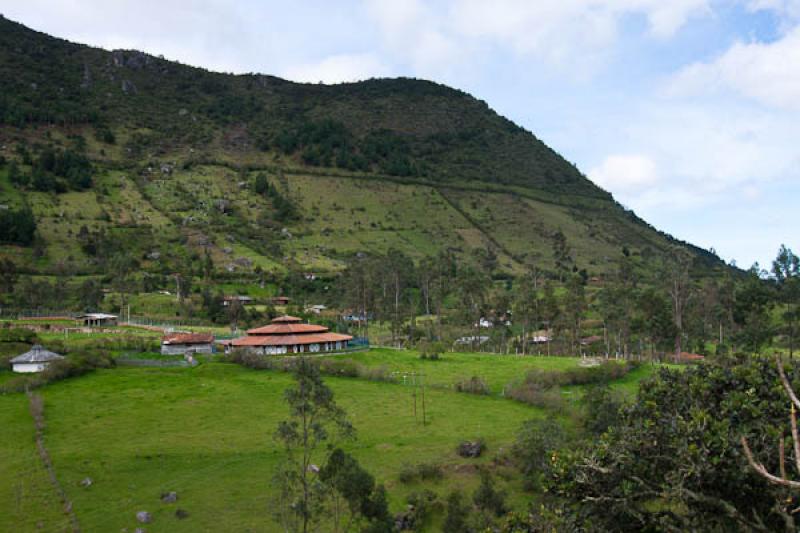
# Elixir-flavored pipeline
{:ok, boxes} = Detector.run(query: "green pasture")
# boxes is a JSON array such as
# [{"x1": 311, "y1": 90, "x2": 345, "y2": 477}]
[
  {"x1": 1, "y1": 363, "x2": 543, "y2": 532},
  {"x1": 0, "y1": 347, "x2": 665, "y2": 532},
  {"x1": 330, "y1": 347, "x2": 583, "y2": 393}
]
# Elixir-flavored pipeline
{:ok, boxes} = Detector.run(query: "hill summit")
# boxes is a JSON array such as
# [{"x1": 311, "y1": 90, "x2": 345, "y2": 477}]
[{"x1": 0, "y1": 15, "x2": 722, "y2": 278}]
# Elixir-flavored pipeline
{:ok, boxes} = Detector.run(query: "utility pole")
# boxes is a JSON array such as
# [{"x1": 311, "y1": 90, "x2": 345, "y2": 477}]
[{"x1": 421, "y1": 373, "x2": 427, "y2": 426}]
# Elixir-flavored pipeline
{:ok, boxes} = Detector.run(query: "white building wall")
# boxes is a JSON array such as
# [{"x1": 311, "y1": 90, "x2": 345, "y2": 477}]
[
  {"x1": 161, "y1": 343, "x2": 214, "y2": 356},
  {"x1": 12, "y1": 363, "x2": 47, "y2": 373}
]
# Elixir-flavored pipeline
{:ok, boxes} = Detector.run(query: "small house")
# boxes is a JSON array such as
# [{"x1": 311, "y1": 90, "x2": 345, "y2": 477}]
[
  {"x1": 222, "y1": 295, "x2": 254, "y2": 307},
  {"x1": 455, "y1": 335, "x2": 490, "y2": 346},
  {"x1": 79, "y1": 313, "x2": 118, "y2": 327},
  {"x1": 161, "y1": 333, "x2": 215, "y2": 355},
  {"x1": 305, "y1": 304, "x2": 327, "y2": 315},
  {"x1": 10, "y1": 345, "x2": 64, "y2": 373},
  {"x1": 270, "y1": 296, "x2": 290, "y2": 306}
]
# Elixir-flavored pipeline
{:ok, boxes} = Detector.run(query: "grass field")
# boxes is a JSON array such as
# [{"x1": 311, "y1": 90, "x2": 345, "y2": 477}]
[{"x1": 0, "y1": 350, "x2": 661, "y2": 532}]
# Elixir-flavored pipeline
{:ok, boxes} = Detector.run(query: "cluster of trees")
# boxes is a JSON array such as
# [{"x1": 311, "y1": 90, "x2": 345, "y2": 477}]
[
  {"x1": 273, "y1": 119, "x2": 420, "y2": 177},
  {"x1": 335, "y1": 242, "x2": 798, "y2": 360},
  {"x1": 253, "y1": 172, "x2": 298, "y2": 222},
  {"x1": 0, "y1": 204, "x2": 36, "y2": 245},
  {"x1": 542, "y1": 355, "x2": 800, "y2": 531},
  {"x1": 8, "y1": 146, "x2": 92, "y2": 192},
  {"x1": 597, "y1": 245, "x2": 799, "y2": 360}
]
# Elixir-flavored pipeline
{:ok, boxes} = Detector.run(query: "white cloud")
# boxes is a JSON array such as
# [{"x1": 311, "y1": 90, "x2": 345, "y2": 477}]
[
  {"x1": 667, "y1": 26, "x2": 800, "y2": 110},
  {"x1": 589, "y1": 154, "x2": 660, "y2": 191},
  {"x1": 363, "y1": 0, "x2": 709, "y2": 74},
  {"x1": 745, "y1": 0, "x2": 800, "y2": 20},
  {"x1": 282, "y1": 53, "x2": 390, "y2": 84}
]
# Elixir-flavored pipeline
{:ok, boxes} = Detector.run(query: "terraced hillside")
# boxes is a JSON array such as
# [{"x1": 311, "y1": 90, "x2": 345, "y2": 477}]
[{"x1": 0, "y1": 16, "x2": 725, "y2": 278}]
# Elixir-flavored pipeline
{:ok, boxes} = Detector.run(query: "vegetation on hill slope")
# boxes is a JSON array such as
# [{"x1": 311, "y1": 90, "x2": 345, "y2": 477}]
[{"x1": 0, "y1": 15, "x2": 725, "y2": 280}]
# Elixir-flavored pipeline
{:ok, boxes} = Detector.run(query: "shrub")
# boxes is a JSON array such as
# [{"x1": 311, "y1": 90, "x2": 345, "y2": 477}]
[
  {"x1": 473, "y1": 471, "x2": 507, "y2": 517},
  {"x1": 512, "y1": 418, "x2": 566, "y2": 490},
  {"x1": 505, "y1": 361, "x2": 637, "y2": 408},
  {"x1": 582, "y1": 384, "x2": 624, "y2": 435},
  {"x1": 318, "y1": 358, "x2": 360, "y2": 377},
  {"x1": 442, "y1": 491, "x2": 470, "y2": 533},
  {"x1": 398, "y1": 462, "x2": 444, "y2": 484},
  {"x1": 404, "y1": 490, "x2": 440, "y2": 531},
  {"x1": 454, "y1": 376, "x2": 490, "y2": 395},
  {"x1": 0, "y1": 328, "x2": 38, "y2": 344}
]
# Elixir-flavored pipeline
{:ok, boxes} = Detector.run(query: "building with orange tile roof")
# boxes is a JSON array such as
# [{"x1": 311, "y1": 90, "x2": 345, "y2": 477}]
[{"x1": 231, "y1": 315, "x2": 352, "y2": 355}]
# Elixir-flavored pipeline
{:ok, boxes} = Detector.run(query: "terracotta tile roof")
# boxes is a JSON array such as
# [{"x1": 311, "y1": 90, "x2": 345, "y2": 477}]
[
  {"x1": 162, "y1": 333, "x2": 215, "y2": 345},
  {"x1": 246, "y1": 323, "x2": 329, "y2": 335},
  {"x1": 231, "y1": 332, "x2": 353, "y2": 347},
  {"x1": 271, "y1": 315, "x2": 302, "y2": 323}
]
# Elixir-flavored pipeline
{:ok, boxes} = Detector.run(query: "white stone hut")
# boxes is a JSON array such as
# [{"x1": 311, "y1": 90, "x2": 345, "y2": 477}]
[{"x1": 10, "y1": 345, "x2": 64, "y2": 373}]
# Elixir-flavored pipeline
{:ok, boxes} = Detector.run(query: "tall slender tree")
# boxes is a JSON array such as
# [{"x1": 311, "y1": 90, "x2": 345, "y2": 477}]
[
  {"x1": 274, "y1": 358, "x2": 354, "y2": 533},
  {"x1": 772, "y1": 245, "x2": 800, "y2": 358}
]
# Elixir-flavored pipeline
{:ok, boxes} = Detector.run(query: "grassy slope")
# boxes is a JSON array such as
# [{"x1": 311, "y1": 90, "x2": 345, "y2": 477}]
[
  {"x1": 0, "y1": 17, "x2": 728, "y2": 279},
  {"x1": 0, "y1": 351, "x2": 665, "y2": 532},
  {"x1": 0, "y1": 388, "x2": 72, "y2": 532},
  {"x1": 33, "y1": 364, "x2": 540, "y2": 532},
  {"x1": 331, "y1": 348, "x2": 582, "y2": 393}
]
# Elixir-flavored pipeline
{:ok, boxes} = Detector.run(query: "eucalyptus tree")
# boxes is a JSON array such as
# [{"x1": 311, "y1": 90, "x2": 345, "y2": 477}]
[
  {"x1": 274, "y1": 358, "x2": 354, "y2": 533},
  {"x1": 772, "y1": 245, "x2": 800, "y2": 358}
]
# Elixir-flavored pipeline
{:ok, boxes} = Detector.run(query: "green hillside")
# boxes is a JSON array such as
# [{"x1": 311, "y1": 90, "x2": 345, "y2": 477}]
[{"x1": 0, "y1": 15, "x2": 725, "y2": 279}]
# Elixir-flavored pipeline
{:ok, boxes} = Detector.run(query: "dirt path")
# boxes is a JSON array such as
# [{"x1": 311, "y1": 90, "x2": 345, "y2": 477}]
[{"x1": 27, "y1": 391, "x2": 81, "y2": 532}]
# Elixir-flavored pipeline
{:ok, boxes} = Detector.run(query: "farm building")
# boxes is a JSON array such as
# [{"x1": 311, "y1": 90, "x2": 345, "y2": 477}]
[
  {"x1": 223, "y1": 295, "x2": 254, "y2": 307},
  {"x1": 10, "y1": 345, "x2": 64, "y2": 373},
  {"x1": 231, "y1": 315, "x2": 352, "y2": 355},
  {"x1": 161, "y1": 333, "x2": 215, "y2": 355},
  {"x1": 78, "y1": 313, "x2": 118, "y2": 327},
  {"x1": 305, "y1": 304, "x2": 327, "y2": 315},
  {"x1": 270, "y1": 296, "x2": 290, "y2": 305}
]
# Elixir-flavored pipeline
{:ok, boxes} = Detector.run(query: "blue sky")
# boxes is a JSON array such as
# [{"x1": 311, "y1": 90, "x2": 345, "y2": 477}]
[{"x1": 2, "y1": 0, "x2": 798, "y2": 268}]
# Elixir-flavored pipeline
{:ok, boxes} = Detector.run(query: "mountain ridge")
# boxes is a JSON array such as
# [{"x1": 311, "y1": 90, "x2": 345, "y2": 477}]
[{"x1": 0, "y1": 15, "x2": 726, "y2": 279}]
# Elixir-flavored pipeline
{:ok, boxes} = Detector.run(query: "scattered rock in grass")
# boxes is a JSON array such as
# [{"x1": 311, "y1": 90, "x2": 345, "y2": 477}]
[
  {"x1": 134, "y1": 529, "x2": 146, "y2": 533},
  {"x1": 394, "y1": 506, "x2": 416, "y2": 531},
  {"x1": 175, "y1": 509, "x2": 189, "y2": 520},
  {"x1": 307, "y1": 464, "x2": 320, "y2": 474},
  {"x1": 160, "y1": 491, "x2": 178, "y2": 503},
  {"x1": 457, "y1": 440, "x2": 486, "y2": 458},
  {"x1": 79, "y1": 477, "x2": 93, "y2": 487},
  {"x1": 136, "y1": 511, "x2": 152, "y2": 524}
]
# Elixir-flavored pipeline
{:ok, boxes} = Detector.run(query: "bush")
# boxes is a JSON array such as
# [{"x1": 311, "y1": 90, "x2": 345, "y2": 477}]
[
  {"x1": 473, "y1": 470, "x2": 507, "y2": 517},
  {"x1": 0, "y1": 328, "x2": 39, "y2": 344},
  {"x1": 442, "y1": 491, "x2": 470, "y2": 533},
  {"x1": 398, "y1": 462, "x2": 444, "y2": 484},
  {"x1": 505, "y1": 361, "x2": 637, "y2": 408},
  {"x1": 404, "y1": 490, "x2": 440, "y2": 531},
  {"x1": 512, "y1": 418, "x2": 566, "y2": 490},
  {"x1": 418, "y1": 340, "x2": 445, "y2": 360},
  {"x1": 454, "y1": 376, "x2": 490, "y2": 395},
  {"x1": 318, "y1": 358, "x2": 360, "y2": 377},
  {"x1": 582, "y1": 384, "x2": 624, "y2": 435}
]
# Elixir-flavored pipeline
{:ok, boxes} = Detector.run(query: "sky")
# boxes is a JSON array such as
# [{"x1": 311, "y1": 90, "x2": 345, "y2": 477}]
[{"x1": 1, "y1": 0, "x2": 798, "y2": 269}]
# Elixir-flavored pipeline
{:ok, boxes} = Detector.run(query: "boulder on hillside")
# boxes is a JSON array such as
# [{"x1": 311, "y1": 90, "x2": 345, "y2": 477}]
[
  {"x1": 136, "y1": 511, "x2": 152, "y2": 524},
  {"x1": 160, "y1": 491, "x2": 178, "y2": 503},
  {"x1": 456, "y1": 440, "x2": 486, "y2": 458}
]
